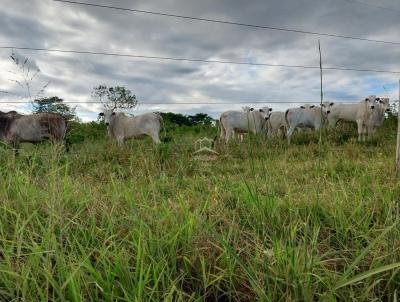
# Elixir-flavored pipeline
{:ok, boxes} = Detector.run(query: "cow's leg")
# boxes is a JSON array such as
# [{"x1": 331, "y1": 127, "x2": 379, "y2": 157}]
[
  {"x1": 150, "y1": 132, "x2": 161, "y2": 144},
  {"x1": 287, "y1": 126, "x2": 295, "y2": 145},
  {"x1": 64, "y1": 139, "x2": 70, "y2": 153},
  {"x1": 220, "y1": 123, "x2": 226, "y2": 141},
  {"x1": 225, "y1": 128, "x2": 234, "y2": 143},
  {"x1": 367, "y1": 125, "x2": 376, "y2": 139},
  {"x1": 12, "y1": 140, "x2": 20, "y2": 157},
  {"x1": 116, "y1": 136, "x2": 124, "y2": 147},
  {"x1": 280, "y1": 128, "x2": 286, "y2": 140},
  {"x1": 362, "y1": 124, "x2": 368, "y2": 142},
  {"x1": 268, "y1": 128, "x2": 274, "y2": 139},
  {"x1": 356, "y1": 120, "x2": 364, "y2": 142},
  {"x1": 327, "y1": 118, "x2": 337, "y2": 130}
]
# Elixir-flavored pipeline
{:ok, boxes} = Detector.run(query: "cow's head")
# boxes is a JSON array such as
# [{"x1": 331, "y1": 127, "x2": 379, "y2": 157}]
[
  {"x1": 259, "y1": 107, "x2": 272, "y2": 120},
  {"x1": 99, "y1": 109, "x2": 116, "y2": 126},
  {"x1": 300, "y1": 104, "x2": 313, "y2": 109},
  {"x1": 242, "y1": 106, "x2": 253, "y2": 112},
  {"x1": 375, "y1": 97, "x2": 390, "y2": 113},
  {"x1": 364, "y1": 95, "x2": 377, "y2": 110},
  {"x1": 321, "y1": 102, "x2": 334, "y2": 114}
]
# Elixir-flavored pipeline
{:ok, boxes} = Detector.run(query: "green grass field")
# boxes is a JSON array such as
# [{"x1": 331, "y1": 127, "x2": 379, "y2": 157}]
[{"x1": 0, "y1": 124, "x2": 399, "y2": 301}]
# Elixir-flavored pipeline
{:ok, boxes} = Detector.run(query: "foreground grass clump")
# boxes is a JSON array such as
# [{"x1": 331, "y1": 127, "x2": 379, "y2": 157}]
[{"x1": 0, "y1": 126, "x2": 399, "y2": 301}]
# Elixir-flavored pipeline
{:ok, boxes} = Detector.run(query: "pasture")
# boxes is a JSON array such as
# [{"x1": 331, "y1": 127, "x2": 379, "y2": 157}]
[{"x1": 0, "y1": 121, "x2": 399, "y2": 301}]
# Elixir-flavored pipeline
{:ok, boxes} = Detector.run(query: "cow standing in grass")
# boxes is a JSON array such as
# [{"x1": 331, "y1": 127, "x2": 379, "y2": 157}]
[
  {"x1": 219, "y1": 107, "x2": 271, "y2": 143},
  {"x1": 325, "y1": 96, "x2": 377, "y2": 142},
  {"x1": 99, "y1": 110, "x2": 163, "y2": 146},
  {"x1": 366, "y1": 97, "x2": 390, "y2": 137},
  {"x1": 0, "y1": 111, "x2": 67, "y2": 155},
  {"x1": 268, "y1": 111, "x2": 287, "y2": 139},
  {"x1": 285, "y1": 105, "x2": 329, "y2": 145}
]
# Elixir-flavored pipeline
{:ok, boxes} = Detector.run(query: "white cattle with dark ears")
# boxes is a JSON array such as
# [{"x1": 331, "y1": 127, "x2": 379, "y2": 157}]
[
  {"x1": 99, "y1": 110, "x2": 163, "y2": 145},
  {"x1": 366, "y1": 97, "x2": 390, "y2": 137},
  {"x1": 285, "y1": 105, "x2": 328, "y2": 144},
  {"x1": 325, "y1": 96, "x2": 376, "y2": 142},
  {"x1": 219, "y1": 107, "x2": 272, "y2": 143}
]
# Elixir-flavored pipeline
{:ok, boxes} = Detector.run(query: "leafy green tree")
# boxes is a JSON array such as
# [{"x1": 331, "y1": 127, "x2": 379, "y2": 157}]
[
  {"x1": 159, "y1": 112, "x2": 215, "y2": 127},
  {"x1": 159, "y1": 112, "x2": 192, "y2": 126},
  {"x1": 33, "y1": 96, "x2": 78, "y2": 121},
  {"x1": 92, "y1": 85, "x2": 137, "y2": 110},
  {"x1": 188, "y1": 113, "x2": 214, "y2": 126}
]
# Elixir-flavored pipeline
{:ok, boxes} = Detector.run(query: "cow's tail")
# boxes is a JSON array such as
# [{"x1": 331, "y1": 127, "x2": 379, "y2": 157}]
[
  {"x1": 214, "y1": 115, "x2": 225, "y2": 145},
  {"x1": 285, "y1": 109, "x2": 290, "y2": 133},
  {"x1": 284, "y1": 109, "x2": 290, "y2": 132},
  {"x1": 156, "y1": 113, "x2": 171, "y2": 143},
  {"x1": 60, "y1": 116, "x2": 70, "y2": 152}
]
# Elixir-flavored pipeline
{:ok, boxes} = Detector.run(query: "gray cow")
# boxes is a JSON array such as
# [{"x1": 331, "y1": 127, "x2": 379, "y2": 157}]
[
  {"x1": 366, "y1": 97, "x2": 390, "y2": 137},
  {"x1": 99, "y1": 110, "x2": 163, "y2": 145},
  {"x1": 219, "y1": 107, "x2": 271, "y2": 143},
  {"x1": 268, "y1": 111, "x2": 287, "y2": 139},
  {"x1": 285, "y1": 105, "x2": 328, "y2": 144},
  {"x1": 0, "y1": 111, "x2": 67, "y2": 154},
  {"x1": 326, "y1": 96, "x2": 376, "y2": 142}
]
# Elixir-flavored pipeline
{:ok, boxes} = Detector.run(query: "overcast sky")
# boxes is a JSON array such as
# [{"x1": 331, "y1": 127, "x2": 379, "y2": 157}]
[{"x1": 0, "y1": 0, "x2": 399, "y2": 121}]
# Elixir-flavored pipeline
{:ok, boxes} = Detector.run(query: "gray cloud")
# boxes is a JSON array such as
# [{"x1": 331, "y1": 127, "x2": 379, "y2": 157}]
[{"x1": 0, "y1": 0, "x2": 399, "y2": 120}]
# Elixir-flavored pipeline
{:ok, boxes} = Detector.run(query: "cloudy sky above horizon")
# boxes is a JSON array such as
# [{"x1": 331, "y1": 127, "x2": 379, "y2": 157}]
[{"x1": 0, "y1": 0, "x2": 399, "y2": 121}]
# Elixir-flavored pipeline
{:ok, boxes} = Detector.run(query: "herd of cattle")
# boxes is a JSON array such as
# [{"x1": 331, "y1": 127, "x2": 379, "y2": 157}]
[
  {"x1": 220, "y1": 95, "x2": 390, "y2": 144},
  {"x1": 0, "y1": 95, "x2": 391, "y2": 154}
]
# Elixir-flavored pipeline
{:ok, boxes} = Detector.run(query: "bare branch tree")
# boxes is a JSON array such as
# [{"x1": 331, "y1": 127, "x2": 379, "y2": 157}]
[{"x1": 8, "y1": 50, "x2": 50, "y2": 104}]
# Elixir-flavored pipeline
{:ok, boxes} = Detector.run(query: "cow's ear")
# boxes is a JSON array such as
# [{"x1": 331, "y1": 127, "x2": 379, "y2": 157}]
[
  {"x1": 249, "y1": 108, "x2": 254, "y2": 111},
  {"x1": 269, "y1": 108, "x2": 272, "y2": 112},
  {"x1": 310, "y1": 105, "x2": 315, "y2": 108},
  {"x1": 300, "y1": 106, "x2": 305, "y2": 109},
  {"x1": 375, "y1": 98, "x2": 380, "y2": 101},
  {"x1": 259, "y1": 109, "x2": 264, "y2": 112},
  {"x1": 330, "y1": 102, "x2": 334, "y2": 106},
  {"x1": 365, "y1": 98, "x2": 369, "y2": 102},
  {"x1": 99, "y1": 112, "x2": 104, "y2": 116},
  {"x1": 112, "y1": 112, "x2": 116, "y2": 115}
]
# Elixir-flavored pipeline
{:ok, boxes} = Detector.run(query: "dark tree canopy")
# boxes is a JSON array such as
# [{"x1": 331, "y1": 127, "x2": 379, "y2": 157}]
[
  {"x1": 92, "y1": 85, "x2": 137, "y2": 110},
  {"x1": 159, "y1": 112, "x2": 214, "y2": 127},
  {"x1": 33, "y1": 96, "x2": 77, "y2": 121},
  {"x1": 188, "y1": 113, "x2": 214, "y2": 126}
]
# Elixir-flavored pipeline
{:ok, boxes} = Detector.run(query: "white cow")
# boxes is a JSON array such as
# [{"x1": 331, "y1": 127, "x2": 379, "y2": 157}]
[
  {"x1": 366, "y1": 97, "x2": 390, "y2": 136},
  {"x1": 99, "y1": 110, "x2": 163, "y2": 145},
  {"x1": 235, "y1": 106, "x2": 254, "y2": 142},
  {"x1": 268, "y1": 111, "x2": 286, "y2": 139},
  {"x1": 285, "y1": 105, "x2": 328, "y2": 144},
  {"x1": 326, "y1": 96, "x2": 376, "y2": 142},
  {"x1": 219, "y1": 107, "x2": 271, "y2": 143}
]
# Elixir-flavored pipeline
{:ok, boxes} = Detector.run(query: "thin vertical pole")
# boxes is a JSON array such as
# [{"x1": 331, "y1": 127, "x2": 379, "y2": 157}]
[
  {"x1": 396, "y1": 79, "x2": 400, "y2": 176},
  {"x1": 317, "y1": 40, "x2": 323, "y2": 203},
  {"x1": 319, "y1": 41, "x2": 323, "y2": 108}
]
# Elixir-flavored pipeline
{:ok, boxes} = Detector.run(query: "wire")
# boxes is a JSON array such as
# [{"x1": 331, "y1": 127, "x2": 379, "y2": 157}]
[
  {"x1": 0, "y1": 101, "x2": 363, "y2": 104},
  {"x1": 1, "y1": 46, "x2": 399, "y2": 74},
  {"x1": 340, "y1": 0, "x2": 400, "y2": 13},
  {"x1": 53, "y1": 0, "x2": 400, "y2": 45}
]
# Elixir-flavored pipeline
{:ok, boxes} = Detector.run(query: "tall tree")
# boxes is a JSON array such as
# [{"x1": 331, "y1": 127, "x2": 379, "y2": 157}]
[
  {"x1": 33, "y1": 96, "x2": 78, "y2": 121},
  {"x1": 92, "y1": 85, "x2": 137, "y2": 110}
]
